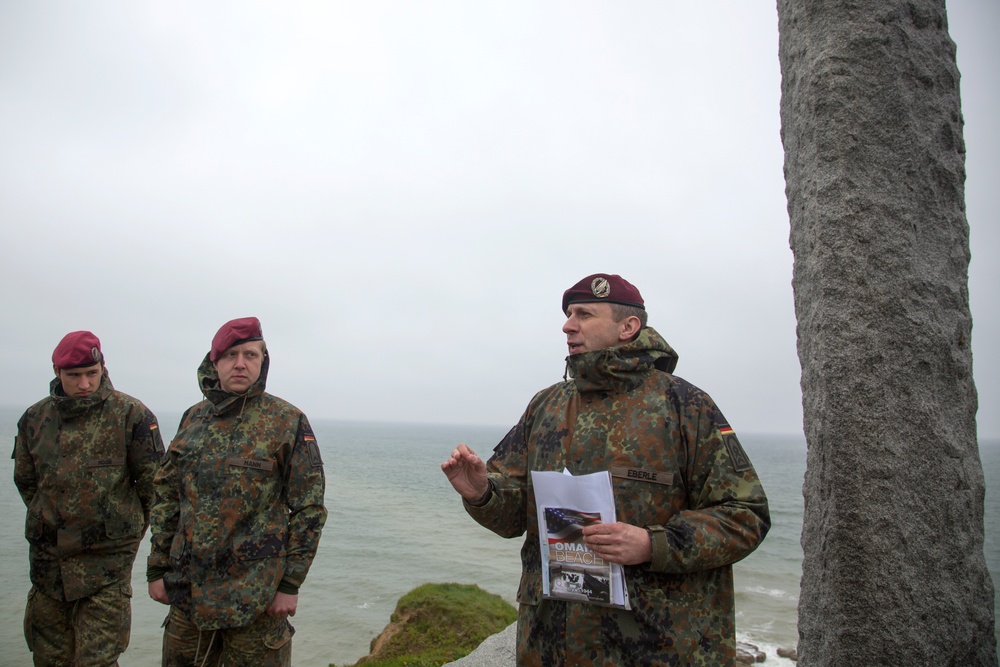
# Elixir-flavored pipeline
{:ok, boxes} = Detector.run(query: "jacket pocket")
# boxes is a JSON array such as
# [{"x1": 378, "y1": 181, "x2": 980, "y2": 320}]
[
  {"x1": 168, "y1": 532, "x2": 186, "y2": 567},
  {"x1": 104, "y1": 519, "x2": 141, "y2": 540},
  {"x1": 104, "y1": 497, "x2": 144, "y2": 540},
  {"x1": 263, "y1": 618, "x2": 295, "y2": 650},
  {"x1": 611, "y1": 477, "x2": 678, "y2": 527},
  {"x1": 629, "y1": 579, "x2": 725, "y2": 658},
  {"x1": 24, "y1": 512, "x2": 43, "y2": 541},
  {"x1": 234, "y1": 533, "x2": 287, "y2": 560},
  {"x1": 515, "y1": 571, "x2": 542, "y2": 606},
  {"x1": 23, "y1": 587, "x2": 37, "y2": 652},
  {"x1": 24, "y1": 512, "x2": 55, "y2": 548}
]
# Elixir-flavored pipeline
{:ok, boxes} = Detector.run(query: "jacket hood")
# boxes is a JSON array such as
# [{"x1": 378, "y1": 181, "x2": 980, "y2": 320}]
[
  {"x1": 197, "y1": 351, "x2": 270, "y2": 415},
  {"x1": 565, "y1": 326, "x2": 678, "y2": 393},
  {"x1": 49, "y1": 368, "x2": 114, "y2": 419}
]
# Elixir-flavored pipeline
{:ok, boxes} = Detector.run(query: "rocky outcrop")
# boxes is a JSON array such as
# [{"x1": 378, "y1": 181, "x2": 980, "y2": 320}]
[
  {"x1": 736, "y1": 641, "x2": 767, "y2": 664},
  {"x1": 443, "y1": 623, "x2": 517, "y2": 667},
  {"x1": 778, "y1": 1, "x2": 996, "y2": 665},
  {"x1": 345, "y1": 583, "x2": 516, "y2": 667},
  {"x1": 446, "y1": 627, "x2": 798, "y2": 666},
  {"x1": 777, "y1": 646, "x2": 798, "y2": 661}
]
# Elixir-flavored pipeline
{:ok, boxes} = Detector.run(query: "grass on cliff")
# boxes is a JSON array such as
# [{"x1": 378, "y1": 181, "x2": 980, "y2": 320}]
[{"x1": 330, "y1": 582, "x2": 517, "y2": 667}]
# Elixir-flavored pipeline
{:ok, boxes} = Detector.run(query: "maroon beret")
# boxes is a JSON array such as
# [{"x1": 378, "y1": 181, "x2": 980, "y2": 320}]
[
  {"x1": 562, "y1": 273, "x2": 645, "y2": 314},
  {"x1": 52, "y1": 331, "x2": 103, "y2": 369},
  {"x1": 210, "y1": 317, "x2": 264, "y2": 363}
]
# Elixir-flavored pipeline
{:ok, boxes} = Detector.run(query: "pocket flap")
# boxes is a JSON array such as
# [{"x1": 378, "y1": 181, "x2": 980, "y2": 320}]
[
  {"x1": 516, "y1": 571, "x2": 542, "y2": 606},
  {"x1": 234, "y1": 533, "x2": 287, "y2": 560}
]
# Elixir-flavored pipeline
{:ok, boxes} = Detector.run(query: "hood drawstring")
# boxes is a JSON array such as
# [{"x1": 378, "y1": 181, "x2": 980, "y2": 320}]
[
  {"x1": 238, "y1": 391, "x2": 250, "y2": 418},
  {"x1": 195, "y1": 628, "x2": 218, "y2": 666}
]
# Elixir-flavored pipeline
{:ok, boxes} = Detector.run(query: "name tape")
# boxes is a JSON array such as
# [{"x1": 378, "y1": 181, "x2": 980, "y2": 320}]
[
  {"x1": 227, "y1": 457, "x2": 275, "y2": 471},
  {"x1": 87, "y1": 457, "x2": 125, "y2": 468},
  {"x1": 610, "y1": 466, "x2": 673, "y2": 485}
]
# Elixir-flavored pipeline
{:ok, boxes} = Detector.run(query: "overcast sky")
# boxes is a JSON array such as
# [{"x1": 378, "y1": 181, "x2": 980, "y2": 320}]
[{"x1": 1, "y1": 2, "x2": 996, "y2": 439}]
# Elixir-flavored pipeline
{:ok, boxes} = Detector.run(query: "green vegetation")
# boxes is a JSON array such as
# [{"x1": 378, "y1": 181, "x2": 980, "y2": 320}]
[{"x1": 330, "y1": 582, "x2": 517, "y2": 667}]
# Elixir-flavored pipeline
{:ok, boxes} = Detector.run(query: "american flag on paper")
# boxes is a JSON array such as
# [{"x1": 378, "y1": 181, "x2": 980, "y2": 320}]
[{"x1": 544, "y1": 507, "x2": 602, "y2": 543}]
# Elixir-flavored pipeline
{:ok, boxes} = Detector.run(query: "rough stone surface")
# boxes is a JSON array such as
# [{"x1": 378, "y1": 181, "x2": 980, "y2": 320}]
[
  {"x1": 737, "y1": 641, "x2": 767, "y2": 664},
  {"x1": 777, "y1": 646, "x2": 798, "y2": 661},
  {"x1": 778, "y1": 1, "x2": 996, "y2": 665},
  {"x1": 442, "y1": 622, "x2": 517, "y2": 667}
]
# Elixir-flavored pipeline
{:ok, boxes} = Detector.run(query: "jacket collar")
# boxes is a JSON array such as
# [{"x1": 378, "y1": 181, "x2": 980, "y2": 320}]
[
  {"x1": 197, "y1": 352, "x2": 269, "y2": 416},
  {"x1": 565, "y1": 326, "x2": 678, "y2": 394},
  {"x1": 49, "y1": 370, "x2": 114, "y2": 420}
]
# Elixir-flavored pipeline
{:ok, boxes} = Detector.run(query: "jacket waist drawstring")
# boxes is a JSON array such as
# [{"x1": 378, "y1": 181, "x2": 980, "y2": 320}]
[{"x1": 195, "y1": 628, "x2": 218, "y2": 666}]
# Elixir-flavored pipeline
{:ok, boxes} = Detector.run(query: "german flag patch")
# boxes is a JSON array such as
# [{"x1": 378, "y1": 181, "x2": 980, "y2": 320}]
[
  {"x1": 304, "y1": 434, "x2": 323, "y2": 468},
  {"x1": 721, "y1": 426, "x2": 752, "y2": 473}
]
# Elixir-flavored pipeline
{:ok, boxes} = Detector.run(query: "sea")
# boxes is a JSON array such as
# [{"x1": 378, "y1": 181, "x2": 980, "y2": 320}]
[{"x1": 0, "y1": 406, "x2": 996, "y2": 667}]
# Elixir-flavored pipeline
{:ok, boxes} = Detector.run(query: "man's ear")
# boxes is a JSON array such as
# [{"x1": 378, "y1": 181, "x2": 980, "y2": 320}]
[{"x1": 619, "y1": 316, "x2": 642, "y2": 341}]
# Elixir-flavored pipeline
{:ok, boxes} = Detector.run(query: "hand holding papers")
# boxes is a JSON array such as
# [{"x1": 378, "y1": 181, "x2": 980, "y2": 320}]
[{"x1": 531, "y1": 470, "x2": 630, "y2": 609}]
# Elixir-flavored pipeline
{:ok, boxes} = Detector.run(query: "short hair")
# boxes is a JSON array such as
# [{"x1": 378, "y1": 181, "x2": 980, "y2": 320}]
[
  {"x1": 611, "y1": 303, "x2": 647, "y2": 343},
  {"x1": 610, "y1": 303, "x2": 648, "y2": 329}
]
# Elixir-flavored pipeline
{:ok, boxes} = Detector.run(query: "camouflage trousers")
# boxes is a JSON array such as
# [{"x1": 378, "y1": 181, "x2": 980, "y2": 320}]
[
  {"x1": 161, "y1": 605, "x2": 294, "y2": 667},
  {"x1": 23, "y1": 581, "x2": 132, "y2": 667}
]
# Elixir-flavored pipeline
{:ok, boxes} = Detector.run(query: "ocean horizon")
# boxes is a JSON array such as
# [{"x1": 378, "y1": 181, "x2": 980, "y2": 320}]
[{"x1": 1, "y1": 407, "x2": 996, "y2": 665}]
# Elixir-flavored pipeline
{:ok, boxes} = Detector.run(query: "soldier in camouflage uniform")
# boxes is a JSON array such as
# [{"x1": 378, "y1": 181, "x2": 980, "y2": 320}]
[
  {"x1": 13, "y1": 330, "x2": 165, "y2": 666},
  {"x1": 443, "y1": 274, "x2": 770, "y2": 667},
  {"x1": 146, "y1": 317, "x2": 327, "y2": 667}
]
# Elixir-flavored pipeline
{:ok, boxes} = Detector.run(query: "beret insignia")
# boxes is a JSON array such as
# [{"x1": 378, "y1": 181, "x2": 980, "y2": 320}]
[{"x1": 591, "y1": 277, "x2": 611, "y2": 299}]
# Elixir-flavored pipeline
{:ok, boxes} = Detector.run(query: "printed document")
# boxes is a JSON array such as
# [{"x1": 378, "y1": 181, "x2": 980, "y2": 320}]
[{"x1": 531, "y1": 469, "x2": 630, "y2": 609}]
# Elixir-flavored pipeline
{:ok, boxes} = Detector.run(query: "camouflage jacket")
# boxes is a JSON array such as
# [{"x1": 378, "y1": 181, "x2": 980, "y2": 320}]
[
  {"x1": 465, "y1": 327, "x2": 770, "y2": 667},
  {"x1": 13, "y1": 371, "x2": 164, "y2": 602},
  {"x1": 147, "y1": 353, "x2": 327, "y2": 631}
]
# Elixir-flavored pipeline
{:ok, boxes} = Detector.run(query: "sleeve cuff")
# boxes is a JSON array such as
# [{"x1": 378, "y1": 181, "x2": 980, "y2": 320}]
[
  {"x1": 645, "y1": 525, "x2": 671, "y2": 571},
  {"x1": 463, "y1": 480, "x2": 494, "y2": 508},
  {"x1": 277, "y1": 579, "x2": 300, "y2": 595}
]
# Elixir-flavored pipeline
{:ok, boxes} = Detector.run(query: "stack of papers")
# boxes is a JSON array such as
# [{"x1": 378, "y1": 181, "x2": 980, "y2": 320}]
[{"x1": 530, "y1": 469, "x2": 630, "y2": 609}]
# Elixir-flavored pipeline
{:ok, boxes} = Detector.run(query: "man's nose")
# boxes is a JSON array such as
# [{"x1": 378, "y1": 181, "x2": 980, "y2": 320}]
[{"x1": 562, "y1": 317, "x2": 577, "y2": 333}]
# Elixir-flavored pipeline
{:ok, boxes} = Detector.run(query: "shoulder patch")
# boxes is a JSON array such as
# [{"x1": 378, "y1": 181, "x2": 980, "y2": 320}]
[
  {"x1": 303, "y1": 434, "x2": 323, "y2": 468},
  {"x1": 721, "y1": 426, "x2": 752, "y2": 473},
  {"x1": 141, "y1": 413, "x2": 165, "y2": 455}
]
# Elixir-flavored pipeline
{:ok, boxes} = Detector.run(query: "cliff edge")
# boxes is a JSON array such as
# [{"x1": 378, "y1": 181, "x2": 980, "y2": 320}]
[{"x1": 331, "y1": 583, "x2": 516, "y2": 667}]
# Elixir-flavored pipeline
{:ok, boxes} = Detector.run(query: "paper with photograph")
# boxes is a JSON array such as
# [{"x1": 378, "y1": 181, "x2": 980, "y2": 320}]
[{"x1": 531, "y1": 469, "x2": 630, "y2": 609}]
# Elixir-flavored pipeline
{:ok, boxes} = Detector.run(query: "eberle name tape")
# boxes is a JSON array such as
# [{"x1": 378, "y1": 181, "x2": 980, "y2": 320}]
[
  {"x1": 87, "y1": 457, "x2": 125, "y2": 467},
  {"x1": 227, "y1": 457, "x2": 275, "y2": 471},
  {"x1": 610, "y1": 466, "x2": 673, "y2": 485}
]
